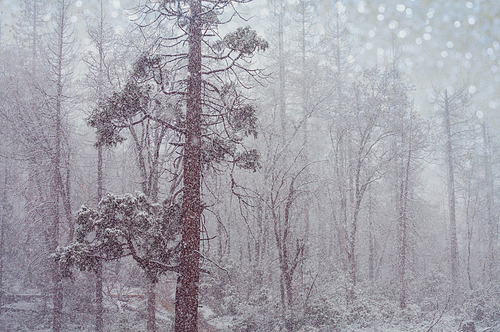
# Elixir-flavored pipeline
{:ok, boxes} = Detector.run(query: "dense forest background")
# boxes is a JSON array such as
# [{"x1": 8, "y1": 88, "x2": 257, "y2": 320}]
[{"x1": 0, "y1": 0, "x2": 499, "y2": 331}]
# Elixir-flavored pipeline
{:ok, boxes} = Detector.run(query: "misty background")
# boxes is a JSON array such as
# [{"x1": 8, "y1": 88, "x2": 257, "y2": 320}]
[{"x1": 0, "y1": 0, "x2": 499, "y2": 331}]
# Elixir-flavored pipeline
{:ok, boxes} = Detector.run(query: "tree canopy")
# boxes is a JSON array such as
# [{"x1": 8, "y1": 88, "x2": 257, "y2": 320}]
[{"x1": 55, "y1": 192, "x2": 182, "y2": 283}]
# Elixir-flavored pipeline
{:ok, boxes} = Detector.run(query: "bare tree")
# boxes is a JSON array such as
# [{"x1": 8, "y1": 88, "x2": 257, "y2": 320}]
[
  {"x1": 461, "y1": 152, "x2": 480, "y2": 290},
  {"x1": 434, "y1": 84, "x2": 471, "y2": 285},
  {"x1": 272, "y1": 164, "x2": 307, "y2": 332},
  {"x1": 323, "y1": 0, "x2": 356, "y2": 286},
  {"x1": 393, "y1": 105, "x2": 427, "y2": 309},
  {"x1": 83, "y1": 1, "x2": 112, "y2": 329},
  {"x1": 328, "y1": 68, "x2": 400, "y2": 304},
  {"x1": 3, "y1": 0, "x2": 75, "y2": 329},
  {"x1": 0, "y1": 168, "x2": 13, "y2": 314},
  {"x1": 46, "y1": 1, "x2": 76, "y2": 330},
  {"x1": 481, "y1": 120, "x2": 498, "y2": 282}
]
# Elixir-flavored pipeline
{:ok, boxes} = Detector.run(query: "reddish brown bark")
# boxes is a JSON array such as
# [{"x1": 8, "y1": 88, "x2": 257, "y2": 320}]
[{"x1": 174, "y1": 0, "x2": 202, "y2": 331}]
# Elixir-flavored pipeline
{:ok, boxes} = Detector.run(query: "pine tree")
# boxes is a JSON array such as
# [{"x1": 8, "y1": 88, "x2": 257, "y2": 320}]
[{"x1": 86, "y1": 1, "x2": 267, "y2": 330}]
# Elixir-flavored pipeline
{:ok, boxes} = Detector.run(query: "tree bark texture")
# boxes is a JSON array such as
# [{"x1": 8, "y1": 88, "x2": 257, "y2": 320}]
[
  {"x1": 147, "y1": 280, "x2": 156, "y2": 332},
  {"x1": 174, "y1": 0, "x2": 202, "y2": 331}
]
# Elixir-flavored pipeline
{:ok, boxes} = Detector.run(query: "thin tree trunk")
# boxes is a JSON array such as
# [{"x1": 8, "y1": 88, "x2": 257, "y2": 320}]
[
  {"x1": 95, "y1": 143, "x2": 104, "y2": 332},
  {"x1": 299, "y1": 1, "x2": 310, "y2": 261},
  {"x1": 444, "y1": 90, "x2": 459, "y2": 283},
  {"x1": 149, "y1": 126, "x2": 166, "y2": 203},
  {"x1": 94, "y1": 2, "x2": 106, "y2": 328},
  {"x1": 278, "y1": 7, "x2": 286, "y2": 137},
  {"x1": 218, "y1": 205, "x2": 226, "y2": 261},
  {"x1": 32, "y1": 0, "x2": 38, "y2": 72},
  {"x1": 51, "y1": 2, "x2": 74, "y2": 329},
  {"x1": 51, "y1": 97, "x2": 63, "y2": 332},
  {"x1": 95, "y1": 256, "x2": 104, "y2": 332},
  {"x1": 52, "y1": 10, "x2": 64, "y2": 332},
  {"x1": 463, "y1": 167, "x2": 475, "y2": 291},
  {"x1": 275, "y1": 178, "x2": 305, "y2": 332},
  {"x1": 483, "y1": 122, "x2": 497, "y2": 282},
  {"x1": 347, "y1": 154, "x2": 363, "y2": 305},
  {"x1": 129, "y1": 125, "x2": 149, "y2": 196},
  {"x1": 0, "y1": 211, "x2": 3, "y2": 315},
  {"x1": 398, "y1": 131, "x2": 412, "y2": 310},
  {"x1": 466, "y1": 203, "x2": 473, "y2": 290},
  {"x1": 0, "y1": 173, "x2": 6, "y2": 314},
  {"x1": 368, "y1": 186, "x2": 375, "y2": 281}
]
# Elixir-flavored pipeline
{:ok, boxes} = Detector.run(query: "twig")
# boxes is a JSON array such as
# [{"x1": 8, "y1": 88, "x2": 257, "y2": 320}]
[
  {"x1": 425, "y1": 296, "x2": 450, "y2": 332},
  {"x1": 195, "y1": 250, "x2": 230, "y2": 279}
]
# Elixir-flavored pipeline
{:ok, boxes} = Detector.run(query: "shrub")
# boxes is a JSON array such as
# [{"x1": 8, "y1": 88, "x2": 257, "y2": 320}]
[{"x1": 304, "y1": 297, "x2": 342, "y2": 330}]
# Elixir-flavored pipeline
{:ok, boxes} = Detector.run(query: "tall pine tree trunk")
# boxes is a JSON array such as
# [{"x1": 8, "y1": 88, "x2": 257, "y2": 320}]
[{"x1": 174, "y1": 0, "x2": 202, "y2": 330}]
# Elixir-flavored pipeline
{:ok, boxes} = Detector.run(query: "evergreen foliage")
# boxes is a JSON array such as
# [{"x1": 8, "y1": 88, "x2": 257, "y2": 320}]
[{"x1": 55, "y1": 193, "x2": 182, "y2": 283}]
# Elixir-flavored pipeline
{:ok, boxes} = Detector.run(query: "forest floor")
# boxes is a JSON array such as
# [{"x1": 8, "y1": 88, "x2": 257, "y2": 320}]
[{"x1": 1, "y1": 296, "x2": 500, "y2": 332}]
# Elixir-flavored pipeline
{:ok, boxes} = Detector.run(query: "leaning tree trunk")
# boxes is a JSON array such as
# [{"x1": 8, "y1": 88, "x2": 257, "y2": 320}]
[{"x1": 174, "y1": 0, "x2": 202, "y2": 330}]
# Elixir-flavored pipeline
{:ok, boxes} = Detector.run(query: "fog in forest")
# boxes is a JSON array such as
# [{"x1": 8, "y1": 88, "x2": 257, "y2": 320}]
[{"x1": 0, "y1": 0, "x2": 499, "y2": 331}]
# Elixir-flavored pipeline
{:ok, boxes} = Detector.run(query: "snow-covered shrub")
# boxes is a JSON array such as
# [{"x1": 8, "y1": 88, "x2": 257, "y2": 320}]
[
  {"x1": 392, "y1": 304, "x2": 421, "y2": 325},
  {"x1": 375, "y1": 299, "x2": 398, "y2": 323},
  {"x1": 63, "y1": 274, "x2": 95, "y2": 328},
  {"x1": 233, "y1": 314, "x2": 279, "y2": 332},
  {"x1": 200, "y1": 258, "x2": 241, "y2": 316},
  {"x1": 304, "y1": 297, "x2": 342, "y2": 330},
  {"x1": 462, "y1": 286, "x2": 500, "y2": 326},
  {"x1": 345, "y1": 300, "x2": 374, "y2": 328},
  {"x1": 232, "y1": 287, "x2": 281, "y2": 332},
  {"x1": 416, "y1": 269, "x2": 453, "y2": 313}
]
